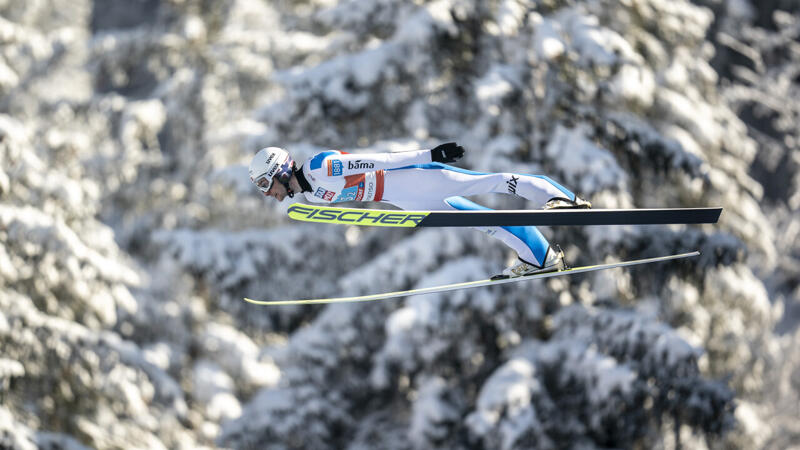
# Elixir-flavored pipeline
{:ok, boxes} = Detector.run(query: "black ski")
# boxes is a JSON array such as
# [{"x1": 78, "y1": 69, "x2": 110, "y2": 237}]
[
  {"x1": 416, "y1": 207, "x2": 722, "y2": 227},
  {"x1": 287, "y1": 203, "x2": 722, "y2": 228}
]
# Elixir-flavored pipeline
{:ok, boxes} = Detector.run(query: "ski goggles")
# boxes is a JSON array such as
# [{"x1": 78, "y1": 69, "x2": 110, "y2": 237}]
[{"x1": 255, "y1": 175, "x2": 274, "y2": 193}]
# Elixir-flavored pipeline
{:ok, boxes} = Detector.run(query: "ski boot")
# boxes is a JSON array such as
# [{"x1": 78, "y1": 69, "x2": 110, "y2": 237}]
[
  {"x1": 544, "y1": 196, "x2": 592, "y2": 210},
  {"x1": 492, "y1": 245, "x2": 566, "y2": 280}
]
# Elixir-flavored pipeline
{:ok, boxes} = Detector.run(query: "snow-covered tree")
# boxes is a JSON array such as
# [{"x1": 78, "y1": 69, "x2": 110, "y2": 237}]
[{"x1": 1, "y1": 0, "x2": 798, "y2": 448}]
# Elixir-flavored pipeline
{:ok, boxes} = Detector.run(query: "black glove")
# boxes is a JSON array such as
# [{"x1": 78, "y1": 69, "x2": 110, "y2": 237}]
[{"x1": 430, "y1": 142, "x2": 465, "y2": 163}]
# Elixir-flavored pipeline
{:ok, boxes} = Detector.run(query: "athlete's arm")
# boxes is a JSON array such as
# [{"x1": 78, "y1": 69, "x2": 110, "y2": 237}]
[
  {"x1": 320, "y1": 150, "x2": 428, "y2": 176},
  {"x1": 316, "y1": 143, "x2": 465, "y2": 177}
]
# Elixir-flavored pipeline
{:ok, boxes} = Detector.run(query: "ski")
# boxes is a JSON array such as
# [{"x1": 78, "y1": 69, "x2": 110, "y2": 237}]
[
  {"x1": 244, "y1": 251, "x2": 699, "y2": 306},
  {"x1": 286, "y1": 204, "x2": 722, "y2": 227}
]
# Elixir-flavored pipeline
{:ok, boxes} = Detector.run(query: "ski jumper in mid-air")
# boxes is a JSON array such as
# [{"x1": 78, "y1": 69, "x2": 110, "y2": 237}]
[{"x1": 248, "y1": 143, "x2": 591, "y2": 277}]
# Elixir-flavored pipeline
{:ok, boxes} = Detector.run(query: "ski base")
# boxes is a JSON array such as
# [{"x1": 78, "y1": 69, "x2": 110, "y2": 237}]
[{"x1": 243, "y1": 251, "x2": 699, "y2": 306}]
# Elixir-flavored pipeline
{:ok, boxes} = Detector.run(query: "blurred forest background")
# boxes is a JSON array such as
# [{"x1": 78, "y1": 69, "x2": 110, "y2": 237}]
[{"x1": 1, "y1": 0, "x2": 799, "y2": 448}]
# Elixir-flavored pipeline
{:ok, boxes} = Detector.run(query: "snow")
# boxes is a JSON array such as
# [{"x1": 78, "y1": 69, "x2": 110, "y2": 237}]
[
  {"x1": 142, "y1": 342, "x2": 173, "y2": 371},
  {"x1": 532, "y1": 16, "x2": 566, "y2": 61},
  {"x1": 466, "y1": 358, "x2": 545, "y2": 450},
  {"x1": 386, "y1": 306, "x2": 417, "y2": 335},
  {"x1": 3, "y1": 0, "x2": 799, "y2": 448},
  {"x1": 544, "y1": 124, "x2": 628, "y2": 194},
  {"x1": 495, "y1": 0, "x2": 526, "y2": 36},
  {"x1": 726, "y1": 0, "x2": 756, "y2": 20},
  {"x1": 197, "y1": 322, "x2": 281, "y2": 388},
  {"x1": 192, "y1": 360, "x2": 242, "y2": 421},
  {"x1": 563, "y1": 11, "x2": 629, "y2": 66},
  {"x1": 396, "y1": 0, "x2": 459, "y2": 42},
  {"x1": 610, "y1": 64, "x2": 657, "y2": 108},
  {"x1": 474, "y1": 358, "x2": 538, "y2": 414},
  {"x1": 475, "y1": 67, "x2": 516, "y2": 104},
  {"x1": 0, "y1": 358, "x2": 24, "y2": 378},
  {"x1": 409, "y1": 377, "x2": 460, "y2": 446},
  {"x1": 375, "y1": 257, "x2": 494, "y2": 379}
]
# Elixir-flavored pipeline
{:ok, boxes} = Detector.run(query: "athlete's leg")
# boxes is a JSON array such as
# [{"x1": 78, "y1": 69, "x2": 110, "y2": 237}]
[
  {"x1": 380, "y1": 163, "x2": 576, "y2": 206},
  {"x1": 382, "y1": 193, "x2": 552, "y2": 267},
  {"x1": 443, "y1": 197, "x2": 552, "y2": 266},
  {"x1": 380, "y1": 165, "x2": 568, "y2": 266}
]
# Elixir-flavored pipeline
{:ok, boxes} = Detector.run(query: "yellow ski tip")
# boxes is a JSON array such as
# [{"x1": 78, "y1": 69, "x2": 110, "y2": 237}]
[
  {"x1": 287, "y1": 203, "x2": 428, "y2": 227},
  {"x1": 244, "y1": 297, "x2": 335, "y2": 306},
  {"x1": 244, "y1": 297, "x2": 274, "y2": 305}
]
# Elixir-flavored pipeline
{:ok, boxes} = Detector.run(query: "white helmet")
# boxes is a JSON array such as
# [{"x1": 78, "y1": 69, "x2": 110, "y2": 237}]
[{"x1": 249, "y1": 147, "x2": 295, "y2": 196}]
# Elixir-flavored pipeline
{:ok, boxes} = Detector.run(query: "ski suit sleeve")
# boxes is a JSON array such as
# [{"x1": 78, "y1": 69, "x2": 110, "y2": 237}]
[{"x1": 312, "y1": 149, "x2": 432, "y2": 177}]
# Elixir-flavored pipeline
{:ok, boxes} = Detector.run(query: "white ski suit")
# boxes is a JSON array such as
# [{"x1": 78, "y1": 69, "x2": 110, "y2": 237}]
[{"x1": 297, "y1": 149, "x2": 577, "y2": 267}]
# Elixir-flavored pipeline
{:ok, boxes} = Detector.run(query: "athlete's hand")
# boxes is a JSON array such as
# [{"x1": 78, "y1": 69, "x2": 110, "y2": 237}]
[{"x1": 430, "y1": 142, "x2": 465, "y2": 163}]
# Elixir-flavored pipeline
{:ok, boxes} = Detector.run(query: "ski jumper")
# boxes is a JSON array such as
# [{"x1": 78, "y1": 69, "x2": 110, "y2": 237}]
[{"x1": 297, "y1": 149, "x2": 577, "y2": 267}]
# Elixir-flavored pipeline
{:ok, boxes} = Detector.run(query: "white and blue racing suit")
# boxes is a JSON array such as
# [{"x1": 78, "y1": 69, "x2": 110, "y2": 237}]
[{"x1": 298, "y1": 149, "x2": 577, "y2": 267}]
